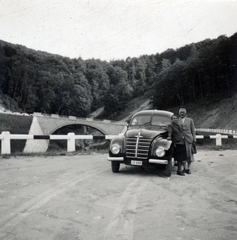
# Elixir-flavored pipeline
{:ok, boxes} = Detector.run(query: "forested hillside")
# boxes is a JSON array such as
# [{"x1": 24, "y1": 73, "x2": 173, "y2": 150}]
[{"x1": 0, "y1": 33, "x2": 236, "y2": 119}]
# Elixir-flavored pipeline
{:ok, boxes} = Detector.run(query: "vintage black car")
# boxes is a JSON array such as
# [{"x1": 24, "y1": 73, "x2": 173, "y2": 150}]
[{"x1": 107, "y1": 110, "x2": 174, "y2": 177}]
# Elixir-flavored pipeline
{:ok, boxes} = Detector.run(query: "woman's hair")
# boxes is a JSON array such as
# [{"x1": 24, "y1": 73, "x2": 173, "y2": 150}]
[{"x1": 171, "y1": 114, "x2": 178, "y2": 120}]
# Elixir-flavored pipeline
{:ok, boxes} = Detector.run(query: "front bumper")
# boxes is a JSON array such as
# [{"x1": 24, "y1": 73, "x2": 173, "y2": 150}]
[
  {"x1": 107, "y1": 156, "x2": 168, "y2": 164},
  {"x1": 107, "y1": 157, "x2": 124, "y2": 162}
]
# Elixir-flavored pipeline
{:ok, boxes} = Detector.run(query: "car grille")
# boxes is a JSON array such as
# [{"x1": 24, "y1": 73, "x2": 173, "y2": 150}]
[{"x1": 126, "y1": 137, "x2": 152, "y2": 160}]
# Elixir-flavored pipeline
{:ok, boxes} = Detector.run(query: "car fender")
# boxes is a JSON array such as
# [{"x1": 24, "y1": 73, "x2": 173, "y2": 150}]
[
  {"x1": 151, "y1": 138, "x2": 172, "y2": 154},
  {"x1": 110, "y1": 135, "x2": 125, "y2": 153}
]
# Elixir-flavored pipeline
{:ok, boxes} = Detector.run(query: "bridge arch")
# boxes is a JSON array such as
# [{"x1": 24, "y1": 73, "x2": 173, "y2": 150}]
[
  {"x1": 32, "y1": 113, "x2": 126, "y2": 135},
  {"x1": 49, "y1": 123, "x2": 108, "y2": 135},
  {"x1": 23, "y1": 113, "x2": 127, "y2": 153}
]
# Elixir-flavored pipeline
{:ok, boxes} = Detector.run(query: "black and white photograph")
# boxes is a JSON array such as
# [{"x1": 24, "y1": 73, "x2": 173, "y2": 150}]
[{"x1": 0, "y1": 0, "x2": 237, "y2": 239}]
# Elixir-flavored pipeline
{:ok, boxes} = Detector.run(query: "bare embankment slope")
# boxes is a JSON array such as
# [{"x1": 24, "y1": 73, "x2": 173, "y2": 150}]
[{"x1": 115, "y1": 93, "x2": 237, "y2": 130}]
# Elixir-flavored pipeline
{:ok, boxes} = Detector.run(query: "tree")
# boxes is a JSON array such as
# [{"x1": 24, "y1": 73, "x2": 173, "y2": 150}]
[{"x1": 85, "y1": 60, "x2": 109, "y2": 110}]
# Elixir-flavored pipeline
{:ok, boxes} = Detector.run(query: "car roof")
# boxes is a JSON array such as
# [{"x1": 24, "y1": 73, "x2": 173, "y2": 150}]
[{"x1": 132, "y1": 110, "x2": 173, "y2": 118}]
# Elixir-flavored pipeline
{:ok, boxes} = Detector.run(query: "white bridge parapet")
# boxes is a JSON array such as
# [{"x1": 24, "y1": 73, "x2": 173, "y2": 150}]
[
  {"x1": 21, "y1": 114, "x2": 127, "y2": 153},
  {"x1": 32, "y1": 112, "x2": 126, "y2": 136}
]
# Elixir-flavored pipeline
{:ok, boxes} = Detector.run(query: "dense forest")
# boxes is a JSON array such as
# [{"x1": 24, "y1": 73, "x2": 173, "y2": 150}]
[{"x1": 0, "y1": 33, "x2": 236, "y2": 119}]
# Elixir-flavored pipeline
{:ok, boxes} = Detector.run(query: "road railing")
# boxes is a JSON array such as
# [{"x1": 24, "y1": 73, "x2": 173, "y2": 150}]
[
  {"x1": 0, "y1": 131, "x2": 118, "y2": 155},
  {"x1": 1, "y1": 131, "x2": 237, "y2": 155},
  {"x1": 196, "y1": 134, "x2": 237, "y2": 146},
  {"x1": 196, "y1": 128, "x2": 237, "y2": 135}
]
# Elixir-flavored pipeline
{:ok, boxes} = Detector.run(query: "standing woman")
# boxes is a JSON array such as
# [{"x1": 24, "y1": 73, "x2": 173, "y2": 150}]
[
  {"x1": 168, "y1": 115, "x2": 187, "y2": 176},
  {"x1": 178, "y1": 108, "x2": 196, "y2": 174}
]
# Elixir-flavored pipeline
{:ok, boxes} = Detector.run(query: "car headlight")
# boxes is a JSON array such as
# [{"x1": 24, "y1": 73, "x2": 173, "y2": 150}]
[
  {"x1": 155, "y1": 147, "x2": 165, "y2": 157},
  {"x1": 111, "y1": 144, "x2": 121, "y2": 154}
]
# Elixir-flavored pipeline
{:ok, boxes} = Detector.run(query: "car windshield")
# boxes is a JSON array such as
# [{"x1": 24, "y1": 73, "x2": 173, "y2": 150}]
[
  {"x1": 130, "y1": 114, "x2": 171, "y2": 126},
  {"x1": 130, "y1": 115, "x2": 151, "y2": 126}
]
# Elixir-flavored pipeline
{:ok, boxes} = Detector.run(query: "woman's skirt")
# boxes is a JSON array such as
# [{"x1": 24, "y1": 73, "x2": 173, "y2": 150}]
[
  {"x1": 174, "y1": 144, "x2": 187, "y2": 162},
  {"x1": 184, "y1": 141, "x2": 195, "y2": 162}
]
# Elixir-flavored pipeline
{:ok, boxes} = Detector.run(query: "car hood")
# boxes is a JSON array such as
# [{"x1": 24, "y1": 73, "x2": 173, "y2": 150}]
[{"x1": 126, "y1": 128, "x2": 167, "y2": 139}]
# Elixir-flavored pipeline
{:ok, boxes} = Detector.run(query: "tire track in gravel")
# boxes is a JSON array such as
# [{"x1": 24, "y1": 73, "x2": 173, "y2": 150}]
[
  {"x1": 0, "y1": 168, "x2": 106, "y2": 238},
  {"x1": 103, "y1": 177, "x2": 149, "y2": 240}
]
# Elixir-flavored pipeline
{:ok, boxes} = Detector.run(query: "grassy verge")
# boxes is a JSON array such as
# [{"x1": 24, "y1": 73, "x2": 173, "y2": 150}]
[{"x1": 4, "y1": 148, "x2": 109, "y2": 158}]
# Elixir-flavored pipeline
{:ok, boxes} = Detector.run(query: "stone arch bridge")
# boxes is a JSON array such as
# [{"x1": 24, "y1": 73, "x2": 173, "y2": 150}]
[{"x1": 24, "y1": 112, "x2": 127, "y2": 153}]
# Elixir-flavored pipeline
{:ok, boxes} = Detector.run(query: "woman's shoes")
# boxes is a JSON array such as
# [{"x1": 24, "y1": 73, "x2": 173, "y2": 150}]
[
  {"x1": 184, "y1": 169, "x2": 191, "y2": 174},
  {"x1": 177, "y1": 171, "x2": 185, "y2": 176}
]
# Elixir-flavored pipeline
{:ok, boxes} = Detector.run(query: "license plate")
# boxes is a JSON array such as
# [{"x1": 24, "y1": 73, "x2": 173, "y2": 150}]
[{"x1": 131, "y1": 160, "x2": 142, "y2": 166}]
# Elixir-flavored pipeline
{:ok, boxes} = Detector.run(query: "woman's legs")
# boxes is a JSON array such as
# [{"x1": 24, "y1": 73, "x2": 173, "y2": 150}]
[
  {"x1": 177, "y1": 161, "x2": 185, "y2": 175},
  {"x1": 175, "y1": 144, "x2": 186, "y2": 175},
  {"x1": 184, "y1": 141, "x2": 193, "y2": 173},
  {"x1": 183, "y1": 161, "x2": 191, "y2": 174},
  {"x1": 177, "y1": 160, "x2": 184, "y2": 172}
]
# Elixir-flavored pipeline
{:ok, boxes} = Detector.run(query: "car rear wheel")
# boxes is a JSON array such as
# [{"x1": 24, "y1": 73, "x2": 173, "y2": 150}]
[
  {"x1": 111, "y1": 161, "x2": 120, "y2": 173},
  {"x1": 163, "y1": 157, "x2": 172, "y2": 177}
]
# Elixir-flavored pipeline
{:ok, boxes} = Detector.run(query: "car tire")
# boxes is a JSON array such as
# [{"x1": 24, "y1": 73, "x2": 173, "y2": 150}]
[
  {"x1": 111, "y1": 161, "x2": 120, "y2": 173},
  {"x1": 163, "y1": 157, "x2": 172, "y2": 177}
]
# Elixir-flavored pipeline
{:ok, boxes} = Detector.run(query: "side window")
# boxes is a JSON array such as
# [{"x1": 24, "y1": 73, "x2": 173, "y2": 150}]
[
  {"x1": 152, "y1": 116, "x2": 171, "y2": 125},
  {"x1": 139, "y1": 116, "x2": 151, "y2": 125}
]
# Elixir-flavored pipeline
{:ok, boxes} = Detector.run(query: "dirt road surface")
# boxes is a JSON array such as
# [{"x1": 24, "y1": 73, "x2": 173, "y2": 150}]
[{"x1": 0, "y1": 150, "x2": 237, "y2": 240}]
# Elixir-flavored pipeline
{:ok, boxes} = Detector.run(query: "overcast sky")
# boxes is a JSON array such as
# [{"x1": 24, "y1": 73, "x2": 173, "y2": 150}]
[{"x1": 0, "y1": 0, "x2": 236, "y2": 61}]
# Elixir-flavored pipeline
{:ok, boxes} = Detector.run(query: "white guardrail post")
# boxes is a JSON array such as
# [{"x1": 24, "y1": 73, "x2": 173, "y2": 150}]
[
  {"x1": 67, "y1": 132, "x2": 75, "y2": 152},
  {"x1": 216, "y1": 134, "x2": 222, "y2": 146},
  {"x1": 1, "y1": 131, "x2": 11, "y2": 155}
]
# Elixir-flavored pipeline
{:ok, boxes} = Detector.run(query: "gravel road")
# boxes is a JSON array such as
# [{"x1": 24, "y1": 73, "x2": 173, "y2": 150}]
[{"x1": 0, "y1": 150, "x2": 237, "y2": 240}]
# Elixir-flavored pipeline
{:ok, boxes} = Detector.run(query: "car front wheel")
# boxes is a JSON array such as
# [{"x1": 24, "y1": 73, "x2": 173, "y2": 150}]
[{"x1": 111, "y1": 161, "x2": 120, "y2": 173}]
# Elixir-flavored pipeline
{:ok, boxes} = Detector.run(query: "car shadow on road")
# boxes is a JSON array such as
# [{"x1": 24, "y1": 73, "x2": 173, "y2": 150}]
[{"x1": 115, "y1": 165, "x2": 177, "y2": 178}]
